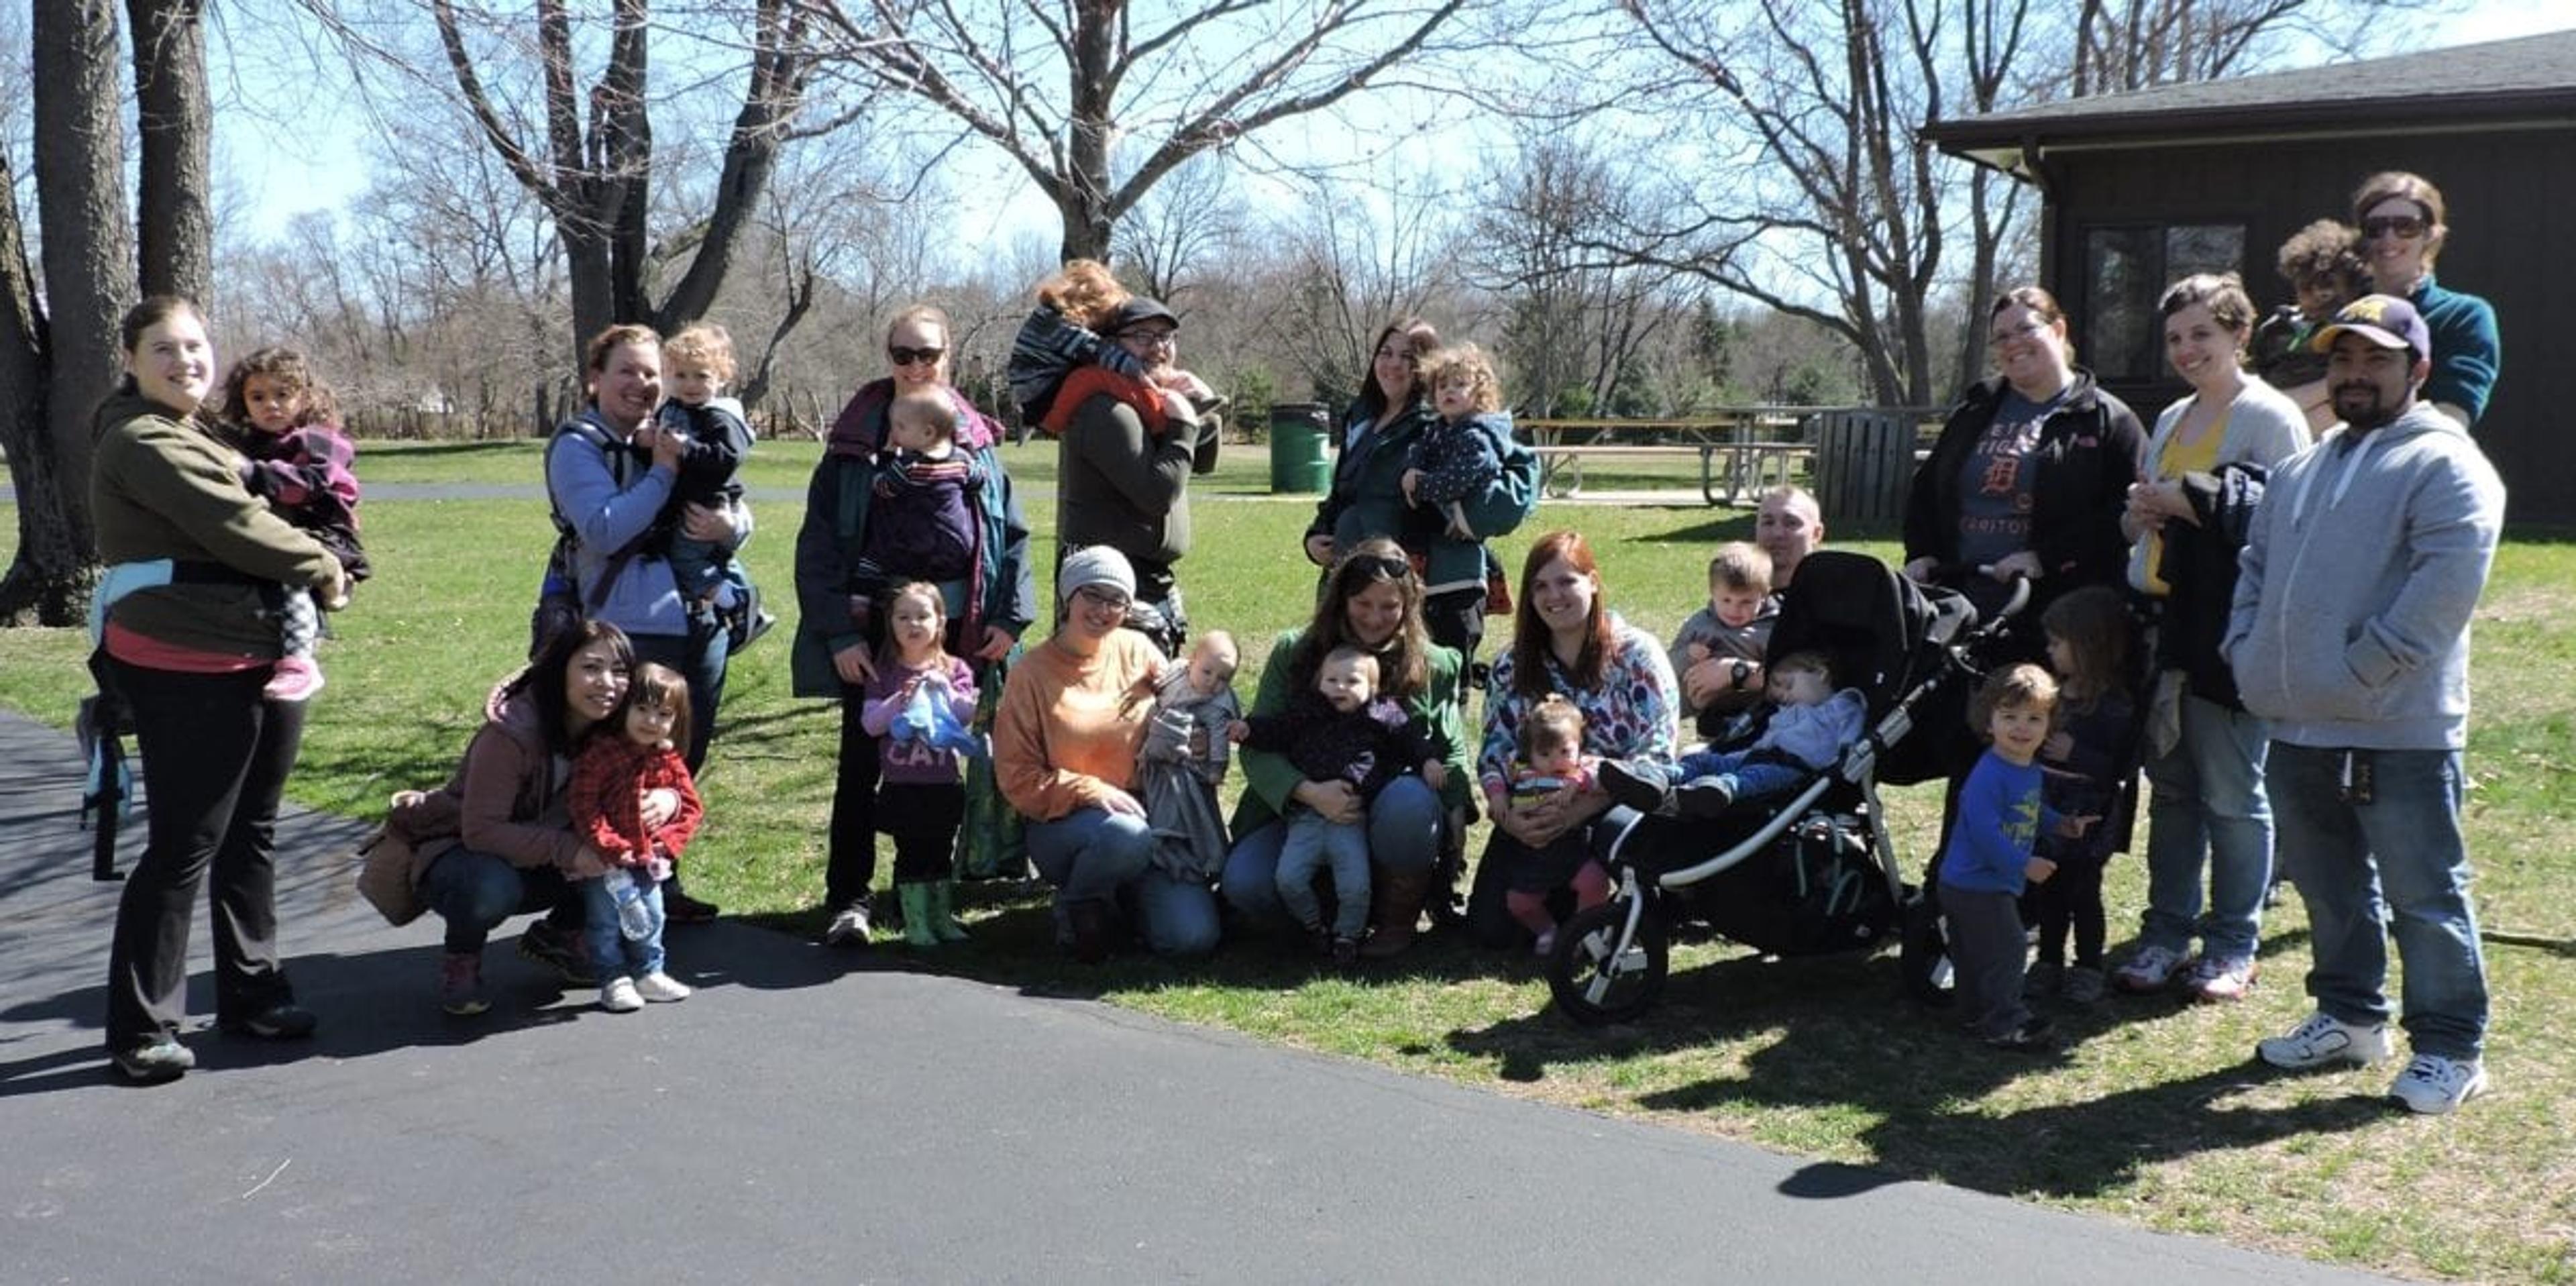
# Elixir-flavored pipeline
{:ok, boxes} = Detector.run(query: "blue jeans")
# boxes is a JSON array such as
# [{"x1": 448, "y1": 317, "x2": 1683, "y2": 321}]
[
  {"x1": 2139, "y1": 692, "x2": 2273, "y2": 959},
  {"x1": 580, "y1": 872, "x2": 666, "y2": 980},
  {"x1": 1222, "y1": 775, "x2": 1442, "y2": 929},
  {"x1": 420, "y1": 847, "x2": 572, "y2": 955},
  {"x1": 1275, "y1": 810, "x2": 1372, "y2": 938},
  {"x1": 2268, "y1": 744, "x2": 2488, "y2": 1060},
  {"x1": 1664, "y1": 749, "x2": 1809, "y2": 804},
  {"x1": 1026, "y1": 808, "x2": 1219, "y2": 957}
]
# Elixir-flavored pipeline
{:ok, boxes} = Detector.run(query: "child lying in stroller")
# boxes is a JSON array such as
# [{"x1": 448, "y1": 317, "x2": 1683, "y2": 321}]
[{"x1": 1599, "y1": 651, "x2": 1865, "y2": 818}]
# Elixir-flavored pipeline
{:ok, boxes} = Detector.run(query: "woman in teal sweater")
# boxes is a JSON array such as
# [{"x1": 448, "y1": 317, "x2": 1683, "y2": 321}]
[{"x1": 1222, "y1": 540, "x2": 1475, "y2": 957}]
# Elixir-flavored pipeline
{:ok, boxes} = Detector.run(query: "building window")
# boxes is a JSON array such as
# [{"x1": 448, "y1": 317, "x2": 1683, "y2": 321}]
[{"x1": 2082, "y1": 223, "x2": 2245, "y2": 381}]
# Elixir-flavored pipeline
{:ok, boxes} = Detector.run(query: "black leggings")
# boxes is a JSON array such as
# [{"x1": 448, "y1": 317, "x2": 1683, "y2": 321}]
[
  {"x1": 2030, "y1": 850, "x2": 2108, "y2": 969},
  {"x1": 105, "y1": 661, "x2": 306, "y2": 1047},
  {"x1": 878, "y1": 781, "x2": 965, "y2": 883},
  {"x1": 826, "y1": 692, "x2": 885, "y2": 913}
]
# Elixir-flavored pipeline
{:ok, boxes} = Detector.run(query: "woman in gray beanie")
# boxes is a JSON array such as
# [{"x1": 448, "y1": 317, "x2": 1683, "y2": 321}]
[{"x1": 991, "y1": 547, "x2": 1220, "y2": 960}]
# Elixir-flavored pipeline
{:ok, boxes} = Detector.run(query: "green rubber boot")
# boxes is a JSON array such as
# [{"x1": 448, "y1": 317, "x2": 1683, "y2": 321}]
[
  {"x1": 929, "y1": 880, "x2": 973, "y2": 942},
  {"x1": 898, "y1": 883, "x2": 940, "y2": 948}
]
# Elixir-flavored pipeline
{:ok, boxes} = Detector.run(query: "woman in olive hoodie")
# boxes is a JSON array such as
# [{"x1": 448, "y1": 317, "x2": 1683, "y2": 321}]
[{"x1": 91, "y1": 296, "x2": 347, "y2": 1083}]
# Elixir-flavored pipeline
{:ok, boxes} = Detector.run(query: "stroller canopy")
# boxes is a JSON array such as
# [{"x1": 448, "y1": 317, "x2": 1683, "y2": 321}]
[{"x1": 1766, "y1": 550, "x2": 1976, "y2": 722}]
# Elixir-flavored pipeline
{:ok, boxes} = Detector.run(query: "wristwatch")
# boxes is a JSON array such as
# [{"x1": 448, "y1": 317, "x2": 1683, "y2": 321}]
[{"x1": 1731, "y1": 659, "x2": 1753, "y2": 690}]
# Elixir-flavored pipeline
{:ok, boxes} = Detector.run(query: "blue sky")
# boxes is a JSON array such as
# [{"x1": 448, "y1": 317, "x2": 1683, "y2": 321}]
[{"x1": 217, "y1": 3, "x2": 2576, "y2": 254}]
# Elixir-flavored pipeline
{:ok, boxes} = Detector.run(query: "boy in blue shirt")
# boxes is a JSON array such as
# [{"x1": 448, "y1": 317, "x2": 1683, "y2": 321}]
[{"x1": 1940, "y1": 663, "x2": 2095, "y2": 1050}]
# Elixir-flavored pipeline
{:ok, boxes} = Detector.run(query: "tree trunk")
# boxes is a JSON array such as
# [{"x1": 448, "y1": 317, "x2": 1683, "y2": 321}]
[
  {"x1": 129, "y1": 0, "x2": 213, "y2": 304},
  {"x1": 0, "y1": 148, "x2": 93, "y2": 627},
  {"x1": 27, "y1": 0, "x2": 137, "y2": 602}
]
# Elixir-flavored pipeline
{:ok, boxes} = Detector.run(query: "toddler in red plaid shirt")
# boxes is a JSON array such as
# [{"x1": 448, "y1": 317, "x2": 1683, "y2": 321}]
[{"x1": 568, "y1": 662, "x2": 704, "y2": 1012}]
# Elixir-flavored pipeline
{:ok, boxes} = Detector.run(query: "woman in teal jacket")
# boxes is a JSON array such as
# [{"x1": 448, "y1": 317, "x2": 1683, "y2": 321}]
[{"x1": 1303, "y1": 317, "x2": 1536, "y2": 661}]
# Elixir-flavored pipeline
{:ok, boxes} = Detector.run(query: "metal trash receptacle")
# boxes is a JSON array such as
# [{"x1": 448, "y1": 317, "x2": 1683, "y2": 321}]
[{"x1": 1268, "y1": 403, "x2": 1332, "y2": 494}]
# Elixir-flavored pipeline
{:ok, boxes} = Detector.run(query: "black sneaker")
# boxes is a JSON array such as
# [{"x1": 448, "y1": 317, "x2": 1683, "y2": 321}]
[
  {"x1": 1330, "y1": 934, "x2": 1362, "y2": 969},
  {"x1": 218, "y1": 1003, "x2": 319, "y2": 1040},
  {"x1": 1597, "y1": 759, "x2": 1676, "y2": 816},
  {"x1": 519, "y1": 922, "x2": 597, "y2": 986},
  {"x1": 110, "y1": 1037, "x2": 195, "y2": 1083},
  {"x1": 1985, "y1": 1016, "x2": 2057, "y2": 1052},
  {"x1": 1671, "y1": 775, "x2": 1738, "y2": 819}
]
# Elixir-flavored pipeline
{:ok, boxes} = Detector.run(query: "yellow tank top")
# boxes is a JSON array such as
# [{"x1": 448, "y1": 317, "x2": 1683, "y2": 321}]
[{"x1": 2139, "y1": 409, "x2": 2227, "y2": 597}]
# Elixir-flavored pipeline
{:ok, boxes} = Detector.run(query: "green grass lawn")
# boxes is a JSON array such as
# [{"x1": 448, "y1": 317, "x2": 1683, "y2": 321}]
[{"x1": 4, "y1": 447, "x2": 2572, "y2": 1283}]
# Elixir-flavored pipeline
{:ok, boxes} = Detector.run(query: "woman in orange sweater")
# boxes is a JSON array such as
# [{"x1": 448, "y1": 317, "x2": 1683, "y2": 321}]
[{"x1": 993, "y1": 546, "x2": 1220, "y2": 962}]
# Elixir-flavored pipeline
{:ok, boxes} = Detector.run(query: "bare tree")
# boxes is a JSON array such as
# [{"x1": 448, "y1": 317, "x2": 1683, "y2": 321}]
[
  {"x1": 357, "y1": 0, "x2": 819, "y2": 357},
  {"x1": 1111, "y1": 153, "x2": 1241, "y2": 310},
  {"x1": 1258, "y1": 172, "x2": 1463, "y2": 405},
  {"x1": 130, "y1": 0, "x2": 215, "y2": 302},
  {"x1": 793, "y1": 0, "x2": 1466, "y2": 264},
  {"x1": 1464, "y1": 133, "x2": 1683, "y2": 417},
  {"x1": 0, "y1": 0, "x2": 146, "y2": 624}
]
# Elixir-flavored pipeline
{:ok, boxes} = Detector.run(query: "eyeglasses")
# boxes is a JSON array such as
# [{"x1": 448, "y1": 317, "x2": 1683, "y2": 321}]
[
  {"x1": 2361, "y1": 216, "x2": 2427, "y2": 242},
  {"x1": 1988, "y1": 319, "x2": 2052, "y2": 347},
  {"x1": 888, "y1": 345, "x2": 945, "y2": 366},
  {"x1": 1116, "y1": 329, "x2": 1177, "y2": 348},
  {"x1": 1073, "y1": 585, "x2": 1132, "y2": 612}
]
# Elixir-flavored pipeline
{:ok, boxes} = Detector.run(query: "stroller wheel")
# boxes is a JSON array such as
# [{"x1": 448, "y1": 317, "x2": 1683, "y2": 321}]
[
  {"x1": 1898, "y1": 888, "x2": 1952, "y2": 1007},
  {"x1": 1548, "y1": 898, "x2": 1668, "y2": 1026}
]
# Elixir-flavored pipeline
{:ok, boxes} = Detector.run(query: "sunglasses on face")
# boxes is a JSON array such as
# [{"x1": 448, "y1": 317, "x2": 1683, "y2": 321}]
[
  {"x1": 2361, "y1": 216, "x2": 2427, "y2": 242},
  {"x1": 1344, "y1": 552, "x2": 1413, "y2": 582},
  {"x1": 888, "y1": 345, "x2": 945, "y2": 366}
]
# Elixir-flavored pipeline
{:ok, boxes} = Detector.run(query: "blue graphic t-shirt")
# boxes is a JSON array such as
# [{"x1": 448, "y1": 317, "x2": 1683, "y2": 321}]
[
  {"x1": 1953, "y1": 390, "x2": 2056, "y2": 570},
  {"x1": 1937, "y1": 748, "x2": 2050, "y2": 895}
]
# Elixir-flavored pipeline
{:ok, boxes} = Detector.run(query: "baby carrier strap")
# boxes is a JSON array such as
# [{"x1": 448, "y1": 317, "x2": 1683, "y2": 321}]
[{"x1": 544, "y1": 415, "x2": 659, "y2": 610}]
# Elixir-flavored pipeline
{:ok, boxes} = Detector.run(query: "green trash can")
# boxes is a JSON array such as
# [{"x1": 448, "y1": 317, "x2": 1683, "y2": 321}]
[{"x1": 1269, "y1": 403, "x2": 1332, "y2": 494}]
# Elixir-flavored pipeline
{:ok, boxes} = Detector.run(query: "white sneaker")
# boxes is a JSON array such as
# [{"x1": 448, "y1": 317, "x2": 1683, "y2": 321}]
[
  {"x1": 598, "y1": 977, "x2": 643, "y2": 1013},
  {"x1": 2388, "y1": 1053, "x2": 2487, "y2": 1115},
  {"x1": 634, "y1": 971, "x2": 692, "y2": 1004},
  {"x1": 2113, "y1": 944, "x2": 2189, "y2": 994},
  {"x1": 2257, "y1": 1010, "x2": 2391, "y2": 1070}
]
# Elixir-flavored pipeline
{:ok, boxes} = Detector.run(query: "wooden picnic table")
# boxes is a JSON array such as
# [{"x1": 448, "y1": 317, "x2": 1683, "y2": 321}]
[{"x1": 1521, "y1": 413, "x2": 1816, "y2": 504}]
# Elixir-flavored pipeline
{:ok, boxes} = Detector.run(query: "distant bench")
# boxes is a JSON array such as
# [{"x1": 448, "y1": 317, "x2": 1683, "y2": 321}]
[{"x1": 1532, "y1": 441, "x2": 1812, "y2": 505}]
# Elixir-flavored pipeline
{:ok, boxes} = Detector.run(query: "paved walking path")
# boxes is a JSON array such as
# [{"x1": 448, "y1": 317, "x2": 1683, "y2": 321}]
[{"x1": 0, "y1": 712, "x2": 2390, "y2": 1283}]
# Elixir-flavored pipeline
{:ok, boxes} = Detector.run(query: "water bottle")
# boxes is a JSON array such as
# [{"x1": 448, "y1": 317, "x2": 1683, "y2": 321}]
[{"x1": 606, "y1": 869, "x2": 654, "y2": 941}]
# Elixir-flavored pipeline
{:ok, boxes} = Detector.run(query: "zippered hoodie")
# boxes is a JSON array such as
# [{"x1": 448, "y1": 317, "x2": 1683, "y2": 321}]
[
  {"x1": 91, "y1": 390, "x2": 335, "y2": 655},
  {"x1": 2224, "y1": 404, "x2": 2504, "y2": 750}
]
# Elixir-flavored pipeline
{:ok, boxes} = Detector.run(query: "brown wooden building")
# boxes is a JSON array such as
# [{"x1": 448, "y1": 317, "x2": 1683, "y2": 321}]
[{"x1": 1926, "y1": 30, "x2": 2576, "y2": 522}]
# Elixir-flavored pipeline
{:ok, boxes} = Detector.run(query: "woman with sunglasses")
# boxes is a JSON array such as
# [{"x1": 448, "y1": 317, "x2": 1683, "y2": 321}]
[
  {"x1": 1042, "y1": 296, "x2": 1220, "y2": 655},
  {"x1": 993, "y1": 546, "x2": 1220, "y2": 961},
  {"x1": 793, "y1": 304, "x2": 1037, "y2": 947},
  {"x1": 1902, "y1": 286, "x2": 2146, "y2": 659},
  {"x1": 1466, "y1": 531, "x2": 1679, "y2": 952},
  {"x1": 1220, "y1": 539, "x2": 1477, "y2": 957},
  {"x1": 2351, "y1": 172, "x2": 2499, "y2": 429}
]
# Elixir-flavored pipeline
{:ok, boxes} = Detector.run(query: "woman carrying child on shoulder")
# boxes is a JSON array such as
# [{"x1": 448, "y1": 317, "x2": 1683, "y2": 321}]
[
  {"x1": 2027, "y1": 587, "x2": 2140, "y2": 1008},
  {"x1": 860, "y1": 582, "x2": 981, "y2": 947},
  {"x1": 217, "y1": 346, "x2": 366, "y2": 703},
  {"x1": 568, "y1": 662, "x2": 703, "y2": 1012},
  {"x1": 1023, "y1": 263, "x2": 1222, "y2": 653},
  {"x1": 795, "y1": 304, "x2": 1036, "y2": 948},
  {"x1": 1234, "y1": 645, "x2": 1448, "y2": 965},
  {"x1": 1668, "y1": 541, "x2": 1778, "y2": 732}
]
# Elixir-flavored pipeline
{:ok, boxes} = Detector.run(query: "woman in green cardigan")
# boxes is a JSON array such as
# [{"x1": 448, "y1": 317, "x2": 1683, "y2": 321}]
[{"x1": 1220, "y1": 539, "x2": 1474, "y2": 957}]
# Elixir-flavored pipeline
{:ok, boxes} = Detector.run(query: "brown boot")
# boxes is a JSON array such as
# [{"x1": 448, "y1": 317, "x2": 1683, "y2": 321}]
[{"x1": 1360, "y1": 871, "x2": 1434, "y2": 959}]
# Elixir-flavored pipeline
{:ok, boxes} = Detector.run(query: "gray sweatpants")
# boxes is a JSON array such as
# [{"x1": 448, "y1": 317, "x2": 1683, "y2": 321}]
[{"x1": 1939, "y1": 883, "x2": 2031, "y2": 1040}]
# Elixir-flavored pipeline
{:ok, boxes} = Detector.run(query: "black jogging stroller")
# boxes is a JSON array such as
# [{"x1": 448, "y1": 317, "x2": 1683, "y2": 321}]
[{"x1": 1544, "y1": 549, "x2": 2028, "y2": 1024}]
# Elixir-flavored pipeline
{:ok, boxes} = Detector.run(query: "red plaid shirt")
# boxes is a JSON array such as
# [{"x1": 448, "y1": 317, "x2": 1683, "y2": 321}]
[{"x1": 568, "y1": 739, "x2": 703, "y2": 869}]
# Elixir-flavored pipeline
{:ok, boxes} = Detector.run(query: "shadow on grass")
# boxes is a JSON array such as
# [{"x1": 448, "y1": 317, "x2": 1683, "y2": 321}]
[{"x1": 1436, "y1": 922, "x2": 2379, "y2": 1204}]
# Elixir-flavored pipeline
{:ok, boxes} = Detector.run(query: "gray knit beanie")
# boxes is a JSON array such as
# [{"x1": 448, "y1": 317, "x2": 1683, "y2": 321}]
[{"x1": 1056, "y1": 545, "x2": 1137, "y2": 606}]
